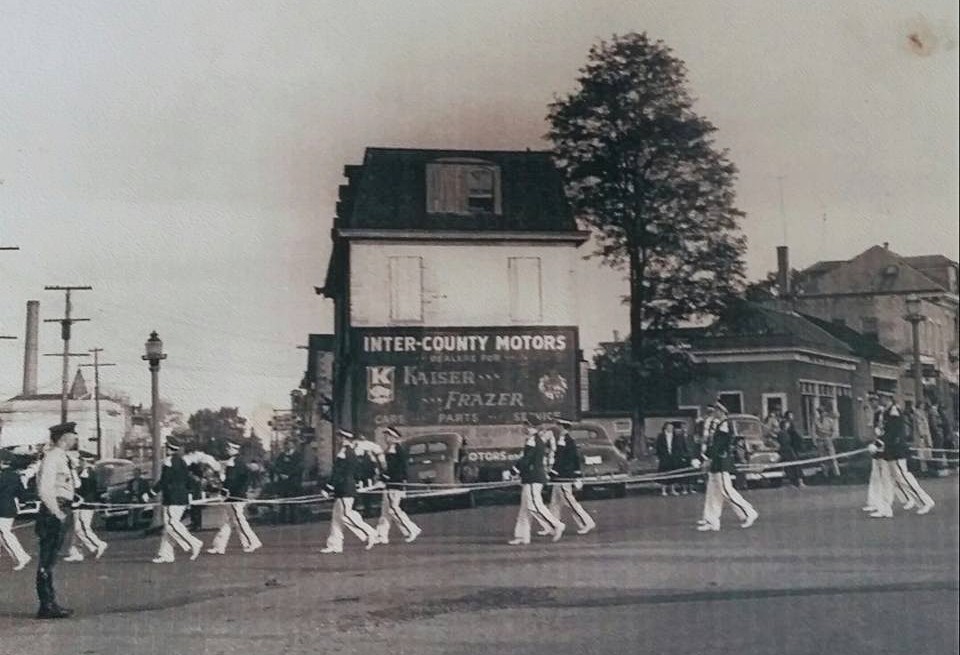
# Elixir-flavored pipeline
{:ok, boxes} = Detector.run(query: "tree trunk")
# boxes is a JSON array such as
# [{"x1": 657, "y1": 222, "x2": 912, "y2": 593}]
[{"x1": 629, "y1": 246, "x2": 647, "y2": 459}]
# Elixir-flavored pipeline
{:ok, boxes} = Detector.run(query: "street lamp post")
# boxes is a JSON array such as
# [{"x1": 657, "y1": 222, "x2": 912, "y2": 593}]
[
  {"x1": 142, "y1": 332, "x2": 167, "y2": 482},
  {"x1": 904, "y1": 294, "x2": 925, "y2": 405}
]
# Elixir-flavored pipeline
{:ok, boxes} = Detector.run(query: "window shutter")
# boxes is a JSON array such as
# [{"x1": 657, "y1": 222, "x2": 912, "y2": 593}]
[
  {"x1": 508, "y1": 257, "x2": 543, "y2": 322},
  {"x1": 389, "y1": 256, "x2": 423, "y2": 322}
]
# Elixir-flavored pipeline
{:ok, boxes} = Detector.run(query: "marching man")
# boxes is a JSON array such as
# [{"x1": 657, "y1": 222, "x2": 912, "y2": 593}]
[
  {"x1": 376, "y1": 426, "x2": 421, "y2": 544},
  {"x1": 150, "y1": 438, "x2": 204, "y2": 563},
  {"x1": 547, "y1": 418, "x2": 596, "y2": 535},
  {"x1": 321, "y1": 430, "x2": 379, "y2": 554},
  {"x1": 696, "y1": 402, "x2": 759, "y2": 531},
  {"x1": 207, "y1": 440, "x2": 262, "y2": 555},
  {"x1": 870, "y1": 395, "x2": 935, "y2": 518},
  {"x1": 64, "y1": 453, "x2": 108, "y2": 562},
  {"x1": 863, "y1": 394, "x2": 908, "y2": 514},
  {"x1": 0, "y1": 450, "x2": 31, "y2": 571},
  {"x1": 509, "y1": 421, "x2": 565, "y2": 545}
]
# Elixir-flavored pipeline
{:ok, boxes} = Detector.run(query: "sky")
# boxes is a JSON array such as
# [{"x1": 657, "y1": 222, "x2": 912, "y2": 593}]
[{"x1": 1, "y1": 0, "x2": 957, "y2": 436}]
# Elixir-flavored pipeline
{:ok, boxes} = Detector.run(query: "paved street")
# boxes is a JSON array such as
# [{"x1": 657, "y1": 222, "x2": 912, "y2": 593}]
[{"x1": 1, "y1": 478, "x2": 957, "y2": 655}]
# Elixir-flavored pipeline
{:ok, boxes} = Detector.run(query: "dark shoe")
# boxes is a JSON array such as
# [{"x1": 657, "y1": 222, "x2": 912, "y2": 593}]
[{"x1": 36, "y1": 606, "x2": 72, "y2": 619}]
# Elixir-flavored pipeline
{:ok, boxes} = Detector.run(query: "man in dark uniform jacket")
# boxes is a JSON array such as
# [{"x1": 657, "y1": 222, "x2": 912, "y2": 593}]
[
  {"x1": 375, "y1": 426, "x2": 421, "y2": 544},
  {"x1": 697, "y1": 403, "x2": 759, "y2": 531},
  {"x1": 872, "y1": 397, "x2": 935, "y2": 517},
  {"x1": 547, "y1": 418, "x2": 596, "y2": 535},
  {"x1": 273, "y1": 443, "x2": 303, "y2": 524},
  {"x1": 150, "y1": 440, "x2": 203, "y2": 563},
  {"x1": 321, "y1": 430, "x2": 378, "y2": 553},
  {"x1": 0, "y1": 450, "x2": 31, "y2": 571},
  {"x1": 207, "y1": 441, "x2": 262, "y2": 554},
  {"x1": 509, "y1": 421, "x2": 564, "y2": 545},
  {"x1": 35, "y1": 422, "x2": 79, "y2": 619}
]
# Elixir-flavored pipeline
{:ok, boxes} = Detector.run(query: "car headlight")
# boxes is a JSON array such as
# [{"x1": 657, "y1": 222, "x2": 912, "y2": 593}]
[{"x1": 770, "y1": 453, "x2": 781, "y2": 463}]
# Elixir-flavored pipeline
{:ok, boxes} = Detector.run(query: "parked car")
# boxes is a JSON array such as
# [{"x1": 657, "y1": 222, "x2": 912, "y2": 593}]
[
  {"x1": 96, "y1": 458, "x2": 155, "y2": 529},
  {"x1": 728, "y1": 413, "x2": 784, "y2": 487}
]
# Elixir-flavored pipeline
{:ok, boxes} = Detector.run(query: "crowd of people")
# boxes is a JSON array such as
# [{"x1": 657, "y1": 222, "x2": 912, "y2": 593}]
[{"x1": 0, "y1": 394, "x2": 953, "y2": 620}]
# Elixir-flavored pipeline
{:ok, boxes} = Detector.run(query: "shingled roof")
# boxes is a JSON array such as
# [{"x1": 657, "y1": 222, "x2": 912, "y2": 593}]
[
  {"x1": 334, "y1": 147, "x2": 575, "y2": 232},
  {"x1": 799, "y1": 313, "x2": 902, "y2": 365}
]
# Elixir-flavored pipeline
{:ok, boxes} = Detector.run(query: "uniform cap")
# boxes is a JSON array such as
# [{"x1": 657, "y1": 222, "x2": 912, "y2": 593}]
[
  {"x1": 555, "y1": 418, "x2": 573, "y2": 428},
  {"x1": 49, "y1": 422, "x2": 77, "y2": 439},
  {"x1": 337, "y1": 429, "x2": 357, "y2": 440},
  {"x1": 384, "y1": 426, "x2": 402, "y2": 439},
  {"x1": 226, "y1": 441, "x2": 241, "y2": 452},
  {"x1": 165, "y1": 439, "x2": 181, "y2": 452}
]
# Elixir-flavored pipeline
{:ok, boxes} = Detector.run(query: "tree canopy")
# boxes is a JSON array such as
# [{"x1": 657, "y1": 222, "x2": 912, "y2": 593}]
[{"x1": 175, "y1": 407, "x2": 265, "y2": 461}]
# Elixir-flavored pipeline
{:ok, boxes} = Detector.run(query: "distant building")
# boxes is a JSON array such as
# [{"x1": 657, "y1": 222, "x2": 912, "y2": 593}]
[
  {"x1": 794, "y1": 244, "x2": 958, "y2": 421},
  {"x1": 318, "y1": 147, "x2": 588, "y2": 446}
]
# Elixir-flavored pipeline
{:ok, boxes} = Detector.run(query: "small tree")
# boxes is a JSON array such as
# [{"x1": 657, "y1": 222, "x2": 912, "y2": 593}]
[
  {"x1": 548, "y1": 33, "x2": 747, "y2": 450},
  {"x1": 178, "y1": 407, "x2": 264, "y2": 461}
]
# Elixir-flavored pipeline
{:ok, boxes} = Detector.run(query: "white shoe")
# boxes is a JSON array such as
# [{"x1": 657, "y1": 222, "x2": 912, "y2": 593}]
[
  {"x1": 206, "y1": 548, "x2": 225, "y2": 555},
  {"x1": 404, "y1": 527, "x2": 422, "y2": 544},
  {"x1": 696, "y1": 519, "x2": 708, "y2": 526},
  {"x1": 869, "y1": 511, "x2": 893, "y2": 519},
  {"x1": 696, "y1": 523, "x2": 719, "y2": 531},
  {"x1": 508, "y1": 538, "x2": 529, "y2": 546},
  {"x1": 902, "y1": 500, "x2": 917, "y2": 511},
  {"x1": 536, "y1": 529, "x2": 552, "y2": 536},
  {"x1": 64, "y1": 553, "x2": 84, "y2": 563},
  {"x1": 242, "y1": 543, "x2": 262, "y2": 553},
  {"x1": 365, "y1": 534, "x2": 379, "y2": 551},
  {"x1": 190, "y1": 544, "x2": 202, "y2": 561},
  {"x1": 741, "y1": 514, "x2": 758, "y2": 529},
  {"x1": 862, "y1": 506, "x2": 877, "y2": 512},
  {"x1": 151, "y1": 557, "x2": 174, "y2": 564},
  {"x1": 320, "y1": 547, "x2": 342, "y2": 554},
  {"x1": 14, "y1": 556, "x2": 31, "y2": 571},
  {"x1": 916, "y1": 503, "x2": 934, "y2": 515},
  {"x1": 576, "y1": 524, "x2": 596, "y2": 535},
  {"x1": 95, "y1": 543, "x2": 108, "y2": 560},
  {"x1": 551, "y1": 523, "x2": 566, "y2": 542}
]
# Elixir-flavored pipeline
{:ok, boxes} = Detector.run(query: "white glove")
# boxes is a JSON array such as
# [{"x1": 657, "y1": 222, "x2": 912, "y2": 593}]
[
  {"x1": 867, "y1": 443, "x2": 878, "y2": 455},
  {"x1": 690, "y1": 458, "x2": 701, "y2": 469},
  {"x1": 573, "y1": 479, "x2": 584, "y2": 491},
  {"x1": 319, "y1": 489, "x2": 330, "y2": 500},
  {"x1": 141, "y1": 492, "x2": 152, "y2": 503}
]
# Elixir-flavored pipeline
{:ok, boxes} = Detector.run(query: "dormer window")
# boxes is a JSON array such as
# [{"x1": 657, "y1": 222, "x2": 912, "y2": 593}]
[{"x1": 426, "y1": 159, "x2": 502, "y2": 215}]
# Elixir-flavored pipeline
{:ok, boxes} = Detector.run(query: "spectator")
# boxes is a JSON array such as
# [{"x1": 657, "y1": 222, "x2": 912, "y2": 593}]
[
  {"x1": 273, "y1": 443, "x2": 303, "y2": 524},
  {"x1": 813, "y1": 406, "x2": 841, "y2": 478},
  {"x1": 927, "y1": 400, "x2": 946, "y2": 475},
  {"x1": 675, "y1": 422, "x2": 696, "y2": 494},
  {"x1": 778, "y1": 411, "x2": 806, "y2": 489},
  {"x1": 654, "y1": 422, "x2": 689, "y2": 496},
  {"x1": 763, "y1": 410, "x2": 781, "y2": 439},
  {"x1": 913, "y1": 402, "x2": 933, "y2": 474}
]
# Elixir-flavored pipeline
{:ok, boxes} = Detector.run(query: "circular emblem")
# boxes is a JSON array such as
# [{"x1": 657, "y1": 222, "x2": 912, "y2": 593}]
[{"x1": 538, "y1": 373, "x2": 568, "y2": 402}]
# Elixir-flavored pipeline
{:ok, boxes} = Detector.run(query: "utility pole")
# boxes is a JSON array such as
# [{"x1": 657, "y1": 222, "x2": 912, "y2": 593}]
[
  {"x1": 80, "y1": 348, "x2": 116, "y2": 460},
  {"x1": 43, "y1": 286, "x2": 92, "y2": 423}
]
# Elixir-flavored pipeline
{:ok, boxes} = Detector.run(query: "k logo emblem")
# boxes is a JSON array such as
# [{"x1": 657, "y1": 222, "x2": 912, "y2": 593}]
[{"x1": 367, "y1": 366, "x2": 395, "y2": 405}]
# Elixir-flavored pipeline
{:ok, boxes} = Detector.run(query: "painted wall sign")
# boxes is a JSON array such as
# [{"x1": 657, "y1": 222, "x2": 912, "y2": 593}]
[{"x1": 351, "y1": 326, "x2": 579, "y2": 435}]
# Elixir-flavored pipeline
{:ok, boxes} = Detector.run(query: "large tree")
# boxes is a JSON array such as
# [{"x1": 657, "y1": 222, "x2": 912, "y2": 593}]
[
  {"x1": 176, "y1": 407, "x2": 264, "y2": 461},
  {"x1": 548, "y1": 33, "x2": 747, "y2": 449}
]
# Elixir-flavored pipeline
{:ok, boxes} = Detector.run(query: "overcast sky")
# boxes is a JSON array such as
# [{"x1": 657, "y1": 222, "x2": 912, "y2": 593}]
[{"x1": 1, "y1": 0, "x2": 957, "y2": 434}]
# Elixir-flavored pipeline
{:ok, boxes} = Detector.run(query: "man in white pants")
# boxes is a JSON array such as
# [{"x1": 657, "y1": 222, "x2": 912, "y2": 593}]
[
  {"x1": 321, "y1": 430, "x2": 379, "y2": 554},
  {"x1": 0, "y1": 451, "x2": 31, "y2": 571},
  {"x1": 871, "y1": 397, "x2": 935, "y2": 518},
  {"x1": 509, "y1": 422, "x2": 565, "y2": 545},
  {"x1": 64, "y1": 454, "x2": 107, "y2": 562},
  {"x1": 150, "y1": 440, "x2": 204, "y2": 563},
  {"x1": 207, "y1": 441, "x2": 262, "y2": 555},
  {"x1": 863, "y1": 394, "x2": 907, "y2": 513},
  {"x1": 376, "y1": 426, "x2": 421, "y2": 544},
  {"x1": 547, "y1": 418, "x2": 595, "y2": 535},
  {"x1": 697, "y1": 403, "x2": 758, "y2": 531}
]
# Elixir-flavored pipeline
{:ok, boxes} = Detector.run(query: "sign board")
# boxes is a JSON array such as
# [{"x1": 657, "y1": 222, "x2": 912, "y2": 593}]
[{"x1": 351, "y1": 326, "x2": 579, "y2": 436}]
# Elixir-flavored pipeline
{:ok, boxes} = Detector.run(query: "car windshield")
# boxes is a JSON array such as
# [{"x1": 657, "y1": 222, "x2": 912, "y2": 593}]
[
  {"x1": 569, "y1": 428, "x2": 605, "y2": 443},
  {"x1": 408, "y1": 442, "x2": 448, "y2": 456},
  {"x1": 731, "y1": 419, "x2": 763, "y2": 439}
]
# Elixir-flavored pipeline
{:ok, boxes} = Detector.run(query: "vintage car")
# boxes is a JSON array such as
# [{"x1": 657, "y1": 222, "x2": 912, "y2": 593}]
[
  {"x1": 96, "y1": 458, "x2": 155, "y2": 529},
  {"x1": 403, "y1": 421, "x2": 630, "y2": 503},
  {"x1": 728, "y1": 413, "x2": 784, "y2": 487}
]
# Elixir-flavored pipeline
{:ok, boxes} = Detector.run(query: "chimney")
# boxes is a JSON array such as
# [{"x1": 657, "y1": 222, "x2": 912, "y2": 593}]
[
  {"x1": 22, "y1": 300, "x2": 39, "y2": 396},
  {"x1": 883, "y1": 242, "x2": 889, "y2": 250},
  {"x1": 612, "y1": 330, "x2": 620, "y2": 342},
  {"x1": 776, "y1": 246, "x2": 791, "y2": 299}
]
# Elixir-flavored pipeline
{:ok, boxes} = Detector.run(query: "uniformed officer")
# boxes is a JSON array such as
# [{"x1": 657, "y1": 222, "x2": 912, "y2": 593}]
[
  {"x1": 207, "y1": 441, "x2": 262, "y2": 555},
  {"x1": 547, "y1": 418, "x2": 596, "y2": 535},
  {"x1": 63, "y1": 453, "x2": 108, "y2": 562},
  {"x1": 34, "y1": 422, "x2": 79, "y2": 619},
  {"x1": 696, "y1": 403, "x2": 759, "y2": 531},
  {"x1": 0, "y1": 450, "x2": 31, "y2": 571},
  {"x1": 509, "y1": 421, "x2": 565, "y2": 545},
  {"x1": 871, "y1": 396, "x2": 935, "y2": 518},
  {"x1": 150, "y1": 439, "x2": 204, "y2": 563},
  {"x1": 320, "y1": 430, "x2": 379, "y2": 553},
  {"x1": 376, "y1": 426, "x2": 421, "y2": 544}
]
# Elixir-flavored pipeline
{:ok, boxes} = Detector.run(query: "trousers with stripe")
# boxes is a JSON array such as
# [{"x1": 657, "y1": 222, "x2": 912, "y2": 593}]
[
  {"x1": 877, "y1": 459, "x2": 934, "y2": 514},
  {"x1": 702, "y1": 472, "x2": 757, "y2": 528},
  {"x1": 0, "y1": 516, "x2": 30, "y2": 566},
  {"x1": 376, "y1": 489, "x2": 419, "y2": 541},
  {"x1": 548, "y1": 483, "x2": 595, "y2": 532},
  {"x1": 156, "y1": 505, "x2": 203, "y2": 560},
  {"x1": 326, "y1": 497, "x2": 377, "y2": 551},
  {"x1": 866, "y1": 458, "x2": 907, "y2": 510},
  {"x1": 514, "y1": 483, "x2": 562, "y2": 543},
  {"x1": 68, "y1": 508, "x2": 106, "y2": 555},
  {"x1": 210, "y1": 502, "x2": 261, "y2": 552}
]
